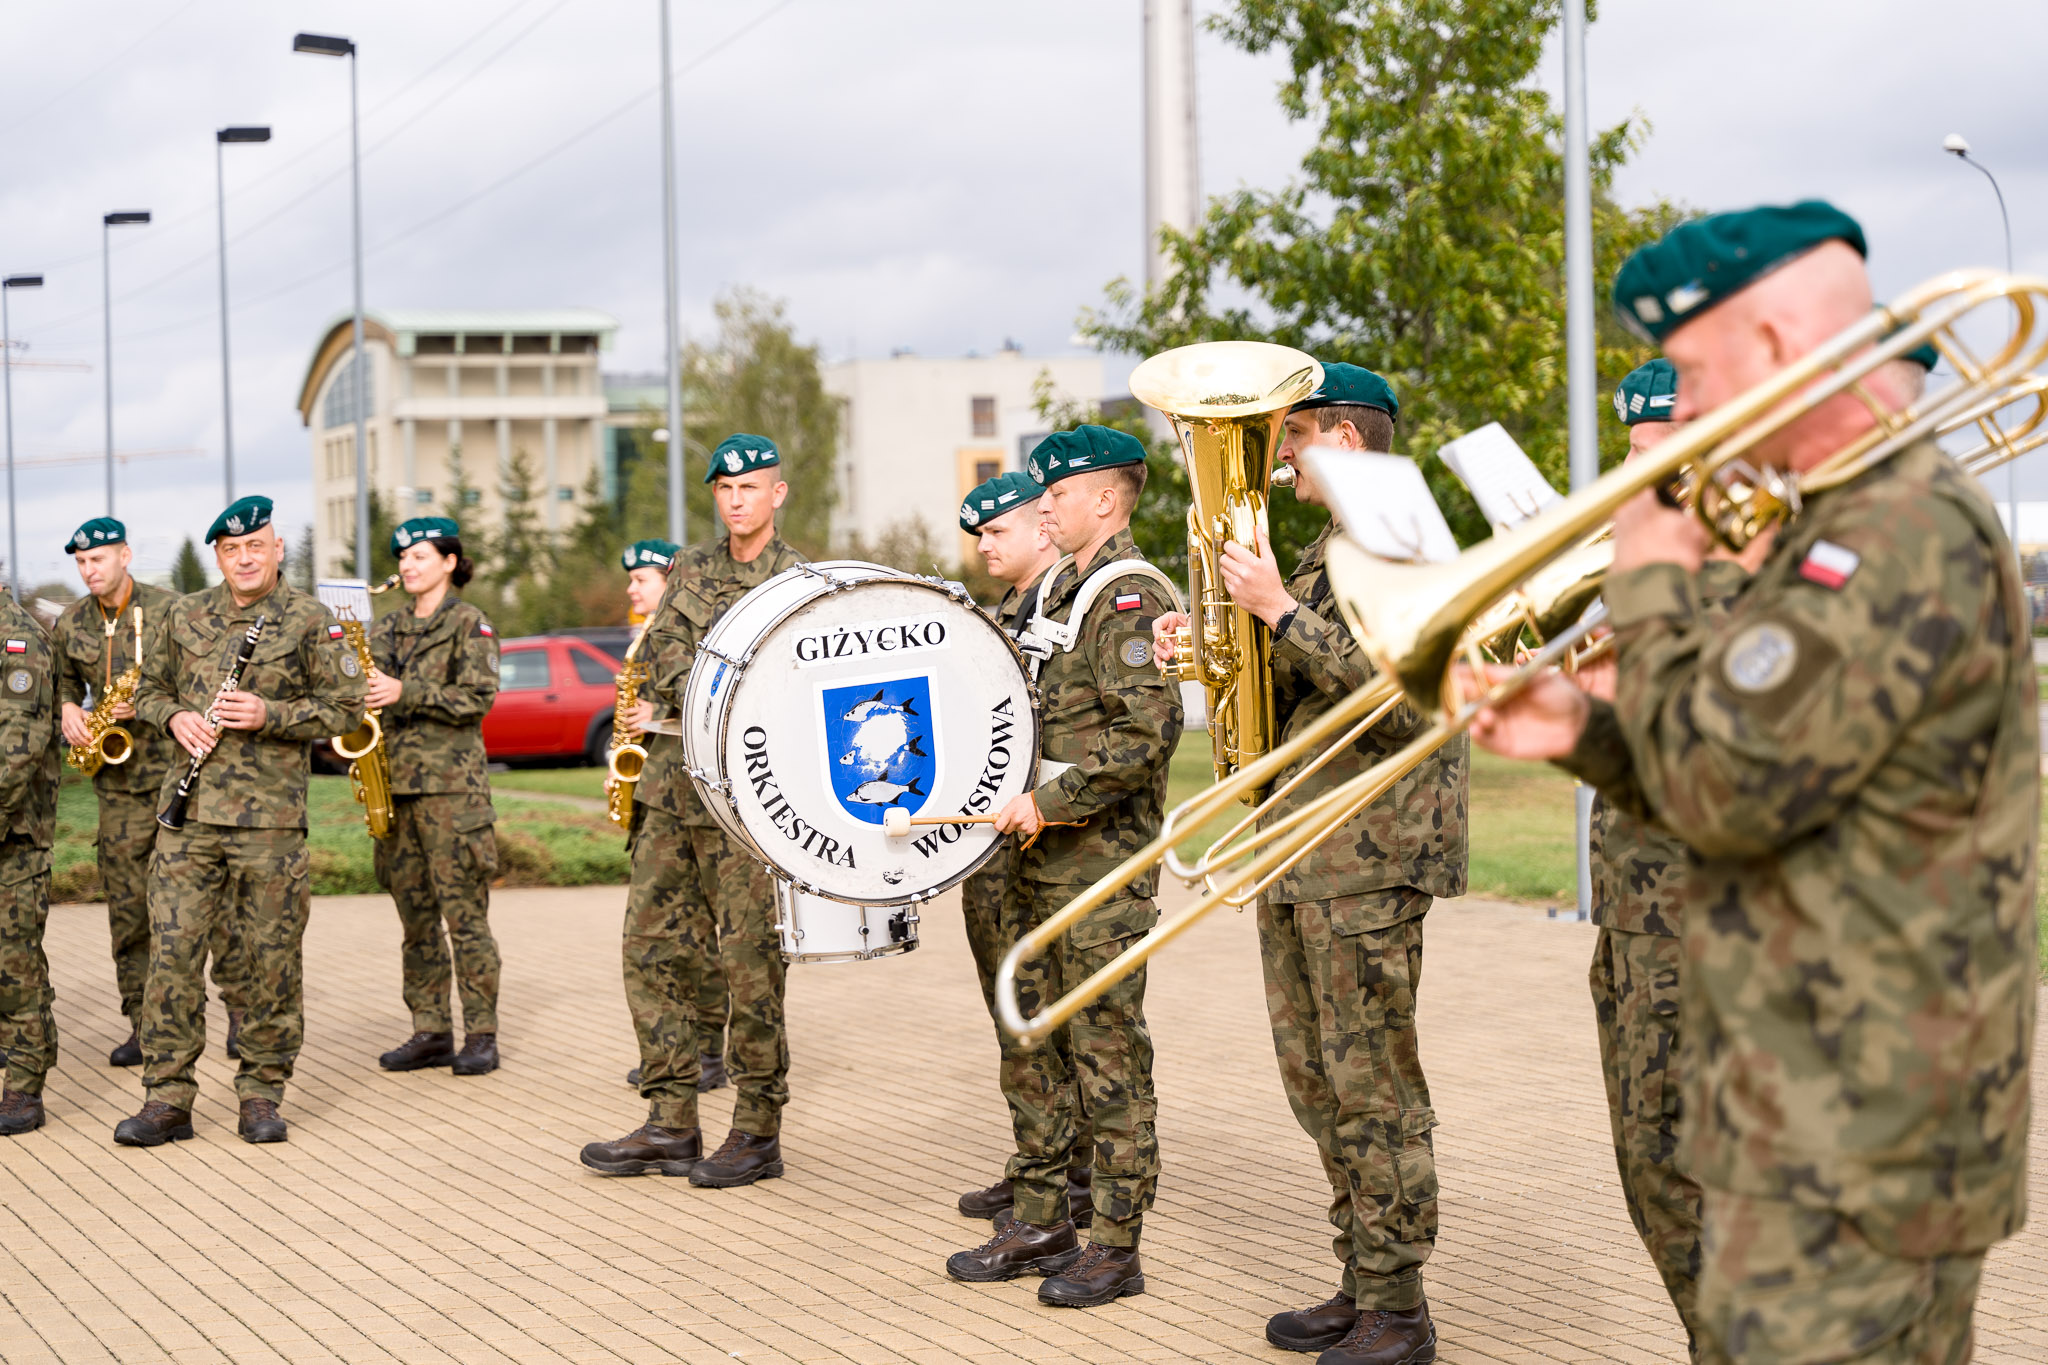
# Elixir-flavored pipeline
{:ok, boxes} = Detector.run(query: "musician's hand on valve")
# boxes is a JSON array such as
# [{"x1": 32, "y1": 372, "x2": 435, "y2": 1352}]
[
  {"x1": 363, "y1": 670, "x2": 404, "y2": 709},
  {"x1": 994, "y1": 791, "x2": 1043, "y2": 837},
  {"x1": 1218, "y1": 529, "x2": 1297, "y2": 628},
  {"x1": 1611, "y1": 487, "x2": 1708, "y2": 576},
  {"x1": 109, "y1": 699, "x2": 136, "y2": 721},
  {"x1": 168, "y1": 710, "x2": 218, "y2": 758},
  {"x1": 1573, "y1": 629, "x2": 1617, "y2": 703},
  {"x1": 623, "y1": 700, "x2": 656, "y2": 732},
  {"x1": 59, "y1": 702, "x2": 91, "y2": 749},
  {"x1": 1464, "y1": 663, "x2": 1591, "y2": 760},
  {"x1": 1152, "y1": 612, "x2": 1190, "y2": 667},
  {"x1": 213, "y1": 690, "x2": 268, "y2": 731}
]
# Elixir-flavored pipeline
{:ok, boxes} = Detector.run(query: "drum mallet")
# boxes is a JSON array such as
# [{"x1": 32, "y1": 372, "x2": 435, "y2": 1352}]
[{"x1": 882, "y1": 808, "x2": 998, "y2": 838}]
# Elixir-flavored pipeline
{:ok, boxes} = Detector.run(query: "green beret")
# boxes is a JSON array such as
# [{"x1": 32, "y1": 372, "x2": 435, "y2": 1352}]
[
  {"x1": 959, "y1": 471, "x2": 1046, "y2": 534},
  {"x1": 205, "y1": 495, "x2": 273, "y2": 545},
  {"x1": 1612, "y1": 359, "x2": 1679, "y2": 426},
  {"x1": 1903, "y1": 340, "x2": 1939, "y2": 371},
  {"x1": 703, "y1": 433, "x2": 781, "y2": 483},
  {"x1": 621, "y1": 538, "x2": 680, "y2": 571},
  {"x1": 64, "y1": 516, "x2": 126, "y2": 555},
  {"x1": 1612, "y1": 200, "x2": 1867, "y2": 343},
  {"x1": 391, "y1": 516, "x2": 460, "y2": 554},
  {"x1": 1026, "y1": 425, "x2": 1148, "y2": 487},
  {"x1": 1290, "y1": 361, "x2": 1399, "y2": 421}
]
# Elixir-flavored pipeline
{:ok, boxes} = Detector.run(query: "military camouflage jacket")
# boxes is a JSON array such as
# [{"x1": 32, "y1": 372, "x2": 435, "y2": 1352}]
[
  {"x1": 1266, "y1": 522, "x2": 1468, "y2": 909},
  {"x1": 1562, "y1": 441, "x2": 2037, "y2": 1257},
  {"x1": 0, "y1": 596, "x2": 60, "y2": 848},
  {"x1": 1589, "y1": 558, "x2": 1752, "y2": 937},
  {"x1": 639, "y1": 531, "x2": 806, "y2": 824},
  {"x1": 135, "y1": 578, "x2": 367, "y2": 830},
  {"x1": 51, "y1": 579, "x2": 181, "y2": 796},
  {"x1": 368, "y1": 595, "x2": 500, "y2": 798},
  {"x1": 1023, "y1": 528, "x2": 1184, "y2": 918}
]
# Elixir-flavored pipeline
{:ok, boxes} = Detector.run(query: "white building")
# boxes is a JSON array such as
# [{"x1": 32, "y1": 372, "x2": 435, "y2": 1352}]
[
  {"x1": 822, "y1": 347, "x2": 1105, "y2": 562},
  {"x1": 297, "y1": 308, "x2": 618, "y2": 575}
]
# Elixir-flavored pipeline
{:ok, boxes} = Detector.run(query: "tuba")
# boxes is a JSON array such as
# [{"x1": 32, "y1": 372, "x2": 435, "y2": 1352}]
[
  {"x1": 68, "y1": 603, "x2": 144, "y2": 776},
  {"x1": 322, "y1": 577, "x2": 400, "y2": 840},
  {"x1": 604, "y1": 626, "x2": 652, "y2": 826},
  {"x1": 1129, "y1": 341, "x2": 1323, "y2": 802}
]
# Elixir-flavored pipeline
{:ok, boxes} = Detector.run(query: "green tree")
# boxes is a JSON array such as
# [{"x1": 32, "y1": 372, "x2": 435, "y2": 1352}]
[
  {"x1": 288, "y1": 524, "x2": 317, "y2": 593},
  {"x1": 169, "y1": 537, "x2": 208, "y2": 594},
  {"x1": 1081, "y1": 0, "x2": 1681, "y2": 546}
]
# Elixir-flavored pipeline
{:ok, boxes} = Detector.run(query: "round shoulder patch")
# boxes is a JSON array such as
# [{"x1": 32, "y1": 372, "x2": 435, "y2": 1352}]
[
  {"x1": 7, "y1": 669, "x2": 32, "y2": 694},
  {"x1": 1120, "y1": 636, "x2": 1152, "y2": 669},
  {"x1": 340, "y1": 653, "x2": 362, "y2": 678},
  {"x1": 1722, "y1": 621, "x2": 1799, "y2": 694}
]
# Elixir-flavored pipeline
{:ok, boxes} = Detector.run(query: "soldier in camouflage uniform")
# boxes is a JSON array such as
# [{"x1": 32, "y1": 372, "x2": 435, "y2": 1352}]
[
  {"x1": 949, "y1": 470, "x2": 1094, "y2": 1226},
  {"x1": 581, "y1": 436, "x2": 805, "y2": 1187},
  {"x1": 614, "y1": 536, "x2": 729, "y2": 1091},
  {"x1": 1157, "y1": 367, "x2": 1469, "y2": 1363},
  {"x1": 116, "y1": 496, "x2": 366, "y2": 1147},
  {"x1": 366, "y1": 518, "x2": 504, "y2": 1077},
  {"x1": 945, "y1": 425, "x2": 1182, "y2": 1310},
  {"x1": 0, "y1": 590, "x2": 62, "y2": 1135},
  {"x1": 52, "y1": 516, "x2": 247, "y2": 1067},
  {"x1": 1473, "y1": 203, "x2": 2037, "y2": 1364}
]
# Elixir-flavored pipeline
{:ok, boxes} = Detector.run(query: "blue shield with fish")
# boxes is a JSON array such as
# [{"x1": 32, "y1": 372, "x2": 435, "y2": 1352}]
[{"x1": 822, "y1": 676, "x2": 937, "y2": 824}]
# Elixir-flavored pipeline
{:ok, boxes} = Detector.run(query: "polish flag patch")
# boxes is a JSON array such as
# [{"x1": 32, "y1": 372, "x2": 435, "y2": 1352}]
[
  {"x1": 477, "y1": 623, "x2": 494, "y2": 637},
  {"x1": 1113, "y1": 593, "x2": 1143, "y2": 612},
  {"x1": 3, "y1": 640, "x2": 24, "y2": 654},
  {"x1": 326, "y1": 624, "x2": 345, "y2": 640},
  {"x1": 1798, "y1": 540, "x2": 1861, "y2": 590}
]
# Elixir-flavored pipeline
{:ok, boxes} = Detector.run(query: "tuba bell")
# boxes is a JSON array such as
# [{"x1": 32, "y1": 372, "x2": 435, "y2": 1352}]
[{"x1": 1128, "y1": 341, "x2": 1323, "y2": 802}]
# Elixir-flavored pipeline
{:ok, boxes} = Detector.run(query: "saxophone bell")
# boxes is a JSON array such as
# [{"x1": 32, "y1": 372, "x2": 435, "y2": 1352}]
[{"x1": 97, "y1": 725, "x2": 134, "y2": 767}]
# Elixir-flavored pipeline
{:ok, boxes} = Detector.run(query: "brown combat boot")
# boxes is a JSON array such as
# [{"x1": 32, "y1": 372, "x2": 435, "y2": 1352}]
[
  {"x1": 1038, "y1": 1242, "x2": 1144, "y2": 1307},
  {"x1": 957, "y1": 1176, "x2": 1014, "y2": 1218},
  {"x1": 688, "y1": 1129, "x2": 783, "y2": 1187},
  {"x1": 378, "y1": 1031, "x2": 456, "y2": 1071},
  {"x1": 945, "y1": 1217, "x2": 1081, "y2": 1282},
  {"x1": 224, "y1": 1011, "x2": 245, "y2": 1060},
  {"x1": 108, "y1": 1029, "x2": 143, "y2": 1067},
  {"x1": 114, "y1": 1100, "x2": 194, "y2": 1147},
  {"x1": 0, "y1": 1089, "x2": 45, "y2": 1136},
  {"x1": 451, "y1": 1033, "x2": 498, "y2": 1076},
  {"x1": 1267, "y1": 1292, "x2": 1358, "y2": 1352},
  {"x1": 989, "y1": 1167, "x2": 1096, "y2": 1228},
  {"x1": 696, "y1": 1053, "x2": 728, "y2": 1091},
  {"x1": 238, "y1": 1098, "x2": 288, "y2": 1144},
  {"x1": 1316, "y1": 1303, "x2": 1436, "y2": 1365},
  {"x1": 579, "y1": 1123, "x2": 701, "y2": 1176}
]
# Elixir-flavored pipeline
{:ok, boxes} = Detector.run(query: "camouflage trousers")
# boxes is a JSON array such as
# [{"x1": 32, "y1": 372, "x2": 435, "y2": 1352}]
[
  {"x1": 1000, "y1": 880, "x2": 1160, "y2": 1247},
  {"x1": 143, "y1": 823, "x2": 311, "y2": 1109},
  {"x1": 960, "y1": 859, "x2": 1089, "y2": 1170},
  {"x1": 624, "y1": 806, "x2": 781, "y2": 1135},
  {"x1": 1589, "y1": 925, "x2": 1703, "y2": 1347},
  {"x1": 1258, "y1": 889, "x2": 1439, "y2": 1311},
  {"x1": 373, "y1": 793, "x2": 501, "y2": 1035},
  {"x1": 0, "y1": 838, "x2": 54, "y2": 1095},
  {"x1": 1695, "y1": 1187, "x2": 1984, "y2": 1365},
  {"x1": 96, "y1": 787, "x2": 249, "y2": 1022}
]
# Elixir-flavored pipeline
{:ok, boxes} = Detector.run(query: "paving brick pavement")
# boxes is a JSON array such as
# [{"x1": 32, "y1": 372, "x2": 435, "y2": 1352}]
[{"x1": 0, "y1": 882, "x2": 2041, "y2": 1364}]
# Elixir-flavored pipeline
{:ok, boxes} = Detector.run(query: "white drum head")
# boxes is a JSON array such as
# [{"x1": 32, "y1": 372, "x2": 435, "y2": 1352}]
[{"x1": 689, "y1": 565, "x2": 1039, "y2": 903}]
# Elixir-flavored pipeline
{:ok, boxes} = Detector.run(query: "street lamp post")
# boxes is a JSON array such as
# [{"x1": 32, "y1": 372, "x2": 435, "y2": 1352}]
[
  {"x1": 102, "y1": 210, "x2": 151, "y2": 516},
  {"x1": 656, "y1": 0, "x2": 686, "y2": 546},
  {"x1": 295, "y1": 31, "x2": 369, "y2": 580},
  {"x1": 216, "y1": 126, "x2": 272, "y2": 506},
  {"x1": 1561, "y1": 0, "x2": 1596, "y2": 920},
  {"x1": 3, "y1": 274, "x2": 46, "y2": 603},
  {"x1": 1943, "y1": 134, "x2": 2022, "y2": 565}
]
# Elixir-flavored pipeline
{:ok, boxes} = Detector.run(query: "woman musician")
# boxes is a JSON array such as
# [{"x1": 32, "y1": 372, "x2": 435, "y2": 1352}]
[{"x1": 365, "y1": 517, "x2": 505, "y2": 1077}]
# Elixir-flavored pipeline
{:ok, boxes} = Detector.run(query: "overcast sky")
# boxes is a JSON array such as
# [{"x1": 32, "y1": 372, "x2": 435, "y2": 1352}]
[{"x1": 2, "y1": 0, "x2": 2044, "y2": 587}]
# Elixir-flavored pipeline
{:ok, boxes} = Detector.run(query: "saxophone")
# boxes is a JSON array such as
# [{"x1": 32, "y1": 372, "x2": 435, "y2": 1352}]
[
  {"x1": 326, "y1": 576, "x2": 400, "y2": 840},
  {"x1": 69, "y1": 604, "x2": 144, "y2": 776},
  {"x1": 604, "y1": 626, "x2": 651, "y2": 826}
]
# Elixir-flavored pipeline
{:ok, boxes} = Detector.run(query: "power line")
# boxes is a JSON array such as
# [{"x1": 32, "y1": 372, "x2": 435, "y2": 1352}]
[{"x1": 0, "y1": 0, "x2": 205, "y2": 139}]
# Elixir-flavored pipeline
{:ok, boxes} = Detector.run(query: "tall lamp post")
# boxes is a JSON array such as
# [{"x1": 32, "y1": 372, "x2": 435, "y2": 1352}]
[
  {"x1": 3, "y1": 275, "x2": 45, "y2": 601},
  {"x1": 216, "y1": 126, "x2": 272, "y2": 505},
  {"x1": 1943, "y1": 134, "x2": 2022, "y2": 564},
  {"x1": 657, "y1": 0, "x2": 686, "y2": 545},
  {"x1": 295, "y1": 31, "x2": 369, "y2": 580},
  {"x1": 102, "y1": 210, "x2": 151, "y2": 516},
  {"x1": 1561, "y1": 0, "x2": 1596, "y2": 920}
]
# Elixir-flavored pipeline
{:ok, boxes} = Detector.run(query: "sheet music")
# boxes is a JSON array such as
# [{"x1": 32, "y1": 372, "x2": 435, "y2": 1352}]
[
  {"x1": 316, "y1": 579, "x2": 373, "y2": 622},
  {"x1": 1436, "y1": 422, "x2": 1562, "y2": 531},
  {"x1": 1300, "y1": 447, "x2": 1460, "y2": 564}
]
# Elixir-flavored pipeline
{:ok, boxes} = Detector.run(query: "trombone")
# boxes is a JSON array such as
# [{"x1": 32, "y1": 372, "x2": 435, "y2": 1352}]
[{"x1": 996, "y1": 268, "x2": 2048, "y2": 1046}]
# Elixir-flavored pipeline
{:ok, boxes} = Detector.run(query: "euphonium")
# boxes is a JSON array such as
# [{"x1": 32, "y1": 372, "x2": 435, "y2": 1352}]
[
  {"x1": 68, "y1": 605, "x2": 144, "y2": 776},
  {"x1": 604, "y1": 627, "x2": 652, "y2": 827},
  {"x1": 330, "y1": 576, "x2": 400, "y2": 841},
  {"x1": 1129, "y1": 341, "x2": 1323, "y2": 802}
]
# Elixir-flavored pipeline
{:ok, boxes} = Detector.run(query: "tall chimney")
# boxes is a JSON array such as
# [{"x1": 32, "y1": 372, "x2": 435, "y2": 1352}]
[{"x1": 1143, "y1": 0, "x2": 1200, "y2": 291}]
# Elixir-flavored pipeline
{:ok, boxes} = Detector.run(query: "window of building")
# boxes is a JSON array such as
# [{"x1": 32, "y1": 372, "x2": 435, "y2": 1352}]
[
  {"x1": 971, "y1": 395, "x2": 997, "y2": 438},
  {"x1": 569, "y1": 649, "x2": 616, "y2": 686},
  {"x1": 322, "y1": 351, "x2": 373, "y2": 430},
  {"x1": 974, "y1": 459, "x2": 998, "y2": 485},
  {"x1": 499, "y1": 650, "x2": 551, "y2": 691},
  {"x1": 1018, "y1": 431, "x2": 1051, "y2": 468}
]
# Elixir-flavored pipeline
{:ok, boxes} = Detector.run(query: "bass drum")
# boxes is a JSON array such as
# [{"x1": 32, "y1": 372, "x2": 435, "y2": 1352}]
[
  {"x1": 775, "y1": 881, "x2": 920, "y2": 963},
  {"x1": 684, "y1": 561, "x2": 1040, "y2": 905}
]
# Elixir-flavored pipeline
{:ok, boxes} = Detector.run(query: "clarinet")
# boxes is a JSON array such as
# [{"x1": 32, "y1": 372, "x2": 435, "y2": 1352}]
[{"x1": 158, "y1": 615, "x2": 267, "y2": 831}]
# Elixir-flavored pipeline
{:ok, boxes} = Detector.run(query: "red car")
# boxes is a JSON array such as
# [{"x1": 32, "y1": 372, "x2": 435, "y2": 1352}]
[{"x1": 483, "y1": 635, "x2": 625, "y2": 766}]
